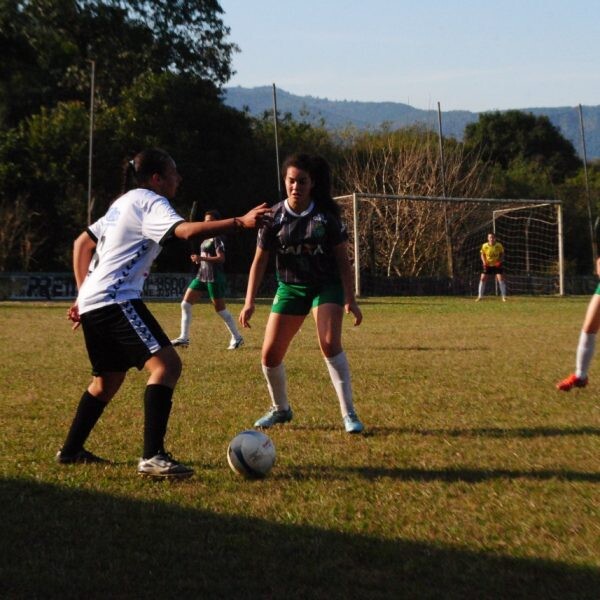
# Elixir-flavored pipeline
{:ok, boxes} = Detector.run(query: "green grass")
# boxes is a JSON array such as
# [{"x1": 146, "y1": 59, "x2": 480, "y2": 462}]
[{"x1": 1, "y1": 297, "x2": 599, "y2": 599}]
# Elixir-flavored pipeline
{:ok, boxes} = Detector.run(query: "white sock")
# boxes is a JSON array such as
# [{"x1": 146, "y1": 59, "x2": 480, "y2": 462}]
[
  {"x1": 499, "y1": 280, "x2": 507, "y2": 298},
  {"x1": 218, "y1": 309, "x2": 241, "y2": 341},
  {"x1": 262, "y1": 364, "x2": 289, "y2": 411},
  {"x1": 324, "y1": 351, "x2": 356, "y2": 418},
  {"x1": 576, "y1": 331, "x2": 596, "y2": 378},
  {"x1": 180, "y1": 301, "x2": 192, "y2": 339},
  {"x1": 478, "y1": 281, "x2": 485, "y2": 298}
]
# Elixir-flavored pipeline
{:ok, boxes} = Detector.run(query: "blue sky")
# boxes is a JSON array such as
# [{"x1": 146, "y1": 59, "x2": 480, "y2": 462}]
[{"x1": 219, "y1": 0, "x2": 599, "y2": 112}]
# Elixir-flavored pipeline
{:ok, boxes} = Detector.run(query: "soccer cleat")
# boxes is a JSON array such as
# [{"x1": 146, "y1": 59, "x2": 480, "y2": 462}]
[
  {"x1": 137, "y1": 452, "x2": 194, "y2": 479},
  {"x1": 254, "y1": 407, "x2": 293, "y2": 428},
  {"x1": 343, "y1": 413, "x2": 364, "y2": 434},
  {"x1": 475, "y1": 297, "x2": 482, "y2": 302},
  {"x1": 556, "y1": 373, "x2": 588, "y2": 391},
  {"x1": 56, "y1": 448, "x2": 108, "y2": 464},
  {"x1": 171, "y1": 337, "x2": 189, "y2": 348},
  {"x1": 227, "y1": 337, "x2": 244, "y2": 350}
]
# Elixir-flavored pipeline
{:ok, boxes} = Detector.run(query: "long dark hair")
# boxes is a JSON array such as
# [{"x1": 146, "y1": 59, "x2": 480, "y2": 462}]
[
  {"x1": 281, "y1": 153, "x2": 340, "y2": 217},
  {"x1": 121, "y1": 148, "x2": 174, "y2": 193}
]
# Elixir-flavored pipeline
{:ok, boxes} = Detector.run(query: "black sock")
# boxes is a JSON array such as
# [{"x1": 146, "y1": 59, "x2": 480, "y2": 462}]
[
  {"x1": 61, "y1": 391, "x2": 107, "y2": 455},
  {"x1": 143, "y1": 384, "x2": 174, "y2": 459}
]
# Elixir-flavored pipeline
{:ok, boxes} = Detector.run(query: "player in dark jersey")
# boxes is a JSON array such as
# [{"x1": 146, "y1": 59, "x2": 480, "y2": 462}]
[
  {"x1": 58, "y1": 148, "x2": 270, "y2": 478},
  {"x1": 171, "y1": 210, "x2": 244, "y2": 350},
  {"x1": 239, "y1": 153, "x2": 364, "y2": 433}
]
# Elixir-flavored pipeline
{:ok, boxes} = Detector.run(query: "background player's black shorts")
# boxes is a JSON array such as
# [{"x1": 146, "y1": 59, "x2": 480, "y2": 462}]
[
  {"x1": 80, "y1": 299, "x2": 170, "y2": 375},
  {"x1": 483, "y1": 265, "x2": 503, "y2": 275}
]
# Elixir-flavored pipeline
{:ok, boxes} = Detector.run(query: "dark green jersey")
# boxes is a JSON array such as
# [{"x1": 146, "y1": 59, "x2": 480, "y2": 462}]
[
  {"x1": 257, "y1": 199, "x2": 348, "y2": 284},
  {"x1": 197, "y1": 236, "x2": 225, "y2": 282}
]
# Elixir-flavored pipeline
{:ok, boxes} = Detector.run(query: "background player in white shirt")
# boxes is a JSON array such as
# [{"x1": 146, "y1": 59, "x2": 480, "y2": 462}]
[
  {"x1": 239, "y1": 153, "x2": 364, "y2": 434},
  {"x1": 57, "y1": 148, "x2": 270, "y2": 478}
]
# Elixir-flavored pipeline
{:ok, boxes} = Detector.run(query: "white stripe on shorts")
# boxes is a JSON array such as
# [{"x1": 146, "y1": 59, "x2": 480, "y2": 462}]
[{"x1": 120, "y1": 300, "x2": 162, "y2": 355}]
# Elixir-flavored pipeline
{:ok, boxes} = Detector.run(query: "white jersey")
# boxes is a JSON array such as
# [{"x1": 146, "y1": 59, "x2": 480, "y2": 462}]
[{"x1": 77, "y1": 188, "x2": 184, "y2": 314}]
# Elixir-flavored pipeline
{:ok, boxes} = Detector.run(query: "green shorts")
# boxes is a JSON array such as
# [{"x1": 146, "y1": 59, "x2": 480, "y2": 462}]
[
  {"x1": 188, "y1": 272, "x2": 226, "y2": 300},
  {"x1": 271, "y1": 281, "x2": 344, "y2": 316}
]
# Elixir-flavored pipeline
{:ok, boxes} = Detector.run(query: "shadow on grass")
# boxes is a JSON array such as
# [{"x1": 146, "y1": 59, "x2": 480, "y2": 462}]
[
  {"x1": 1, "y1": 478, "x2": 599, "y2": 599},
  {"x1": 377, "y1": 345, "x2": 488, "y2": 351},
  {"x1": 284, "y1": 465, "x2": 600, "y2": 485},
  {"x1": 371, "y1": 426, "x2": 600, "y2": 438}
]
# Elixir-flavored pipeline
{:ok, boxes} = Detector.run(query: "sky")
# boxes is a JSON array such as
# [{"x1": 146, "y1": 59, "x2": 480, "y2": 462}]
[{"x1": 219, "y1": 0, "x2": 600, "y2": 112}]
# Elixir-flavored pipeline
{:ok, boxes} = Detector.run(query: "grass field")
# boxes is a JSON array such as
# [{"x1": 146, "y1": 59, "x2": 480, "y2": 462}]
[{"x1": 1, "y1": 297, "x2": 599, "y2": 599}]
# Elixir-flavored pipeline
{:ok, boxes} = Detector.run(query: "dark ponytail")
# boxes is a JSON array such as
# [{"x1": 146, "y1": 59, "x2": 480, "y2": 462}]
[
  {"x1": 121, "y1": 148, "x2": 174, "y2": 194},
  {"x1": 281, "y1": 153, "x2": 340, "y2": 217}
]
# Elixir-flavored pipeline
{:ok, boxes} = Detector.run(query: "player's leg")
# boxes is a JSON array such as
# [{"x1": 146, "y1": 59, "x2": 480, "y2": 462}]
[
  {"x1": 497, "y1": 273, "x2": 507, "y2": 301},
  {"x1": 57, "y1": 371, "x2": 125, "y2": 463},
  {"x1": 172, "y1": 284, "x2": 202, "y2": 346},
  {"x1": 210, "y1": 277, "x2": 243, "y2": 349},
  {"x1": 138, "y1": 342, "x2": 192, "y2": 478},
  {"x1": 557, "y1": 292, "x2": 600, "y2": 391},
  {"x1": 312, "y1": 298, "x2": 364, "y2": 433},
  {"x1": 57, "y1": 306, "x2": 130, "y2": 464},
  {"x1": 477, "y1": 273, "x2": 487, "y2": 300},
  {"x1": 254, "y1": 312, "x2": 304, "y2": 428}
]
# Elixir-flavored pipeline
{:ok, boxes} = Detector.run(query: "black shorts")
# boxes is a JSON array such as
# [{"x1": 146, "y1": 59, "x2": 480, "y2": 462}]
[
  {"x1": 80, "y1": 300, "x2": 171, "y2": 375},
  {"x1": 483, "y1": 265, "x2": 503, "y2": 275}
]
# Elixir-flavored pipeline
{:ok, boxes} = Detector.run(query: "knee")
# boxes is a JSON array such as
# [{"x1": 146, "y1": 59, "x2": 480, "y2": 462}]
[
  {"x1": 152, "y1": 350, "x2": 182, "y2": 386},
  {"x1": 320, "y1": 341, "x2": 342, "y2": 358},
  {"x1": 88, "y1": 375, "x2": 124, "y2": 402},
  {"x1": 262, "y1": 348, "x2": 282, "y2": 368}
]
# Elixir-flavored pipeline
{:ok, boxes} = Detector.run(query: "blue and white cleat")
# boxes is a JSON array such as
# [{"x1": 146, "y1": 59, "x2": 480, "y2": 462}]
[
  {"x1": 343, "y1": 413, "x2": 364, "y2": 434},
  {"x1": 254, "y1": 407, "x2": 293, "y2": 428}
]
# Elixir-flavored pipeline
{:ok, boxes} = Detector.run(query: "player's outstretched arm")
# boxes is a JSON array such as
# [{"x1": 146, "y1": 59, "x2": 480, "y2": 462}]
[{"x1": 175, "y1": 203, "x2": 271, "y2": 241}]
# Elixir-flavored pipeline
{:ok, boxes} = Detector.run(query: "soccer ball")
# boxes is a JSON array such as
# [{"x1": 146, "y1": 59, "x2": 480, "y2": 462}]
[{"x1": 227, "y1": 430, "x2": 276, "y2": 479}]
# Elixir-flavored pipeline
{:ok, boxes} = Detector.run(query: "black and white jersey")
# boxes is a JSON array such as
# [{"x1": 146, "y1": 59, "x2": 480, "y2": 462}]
[
  {"x1": 257, "y1": 199, "x2": 348, "y2": 284},
  {"x1": 197, "y1": 236, "x2": 225, "y2": 283},
  {"x1": 78, "y1": 188, "x2": 184, "y2": 314}
]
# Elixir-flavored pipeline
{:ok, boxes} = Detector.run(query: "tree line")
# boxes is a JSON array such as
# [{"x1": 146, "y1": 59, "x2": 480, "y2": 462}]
[{"x1": 1, "y1": 0, "x2": 598, "y2": 277}]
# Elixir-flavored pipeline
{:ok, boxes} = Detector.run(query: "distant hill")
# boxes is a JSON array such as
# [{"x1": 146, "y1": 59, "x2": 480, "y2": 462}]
[{"x1": 223, "y1": 86, "x2": 600, "y2": 159}]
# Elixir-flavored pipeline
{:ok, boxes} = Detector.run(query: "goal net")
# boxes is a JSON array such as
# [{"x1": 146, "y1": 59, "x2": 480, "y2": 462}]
[{"x1": 334, "y1": 193, "x2": 563, "y2": 297}]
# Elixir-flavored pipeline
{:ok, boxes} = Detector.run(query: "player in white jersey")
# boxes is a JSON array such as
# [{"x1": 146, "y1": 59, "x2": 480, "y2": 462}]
[
  {"x1": 171, "y1": 210, "x2": 244, "y2": 350},
  {"x1": 239, "y1": 154, "x2": 364, "y2": 434},
  {"x1": 57, "y1": 148, "x2": 270, "y2": 478}
]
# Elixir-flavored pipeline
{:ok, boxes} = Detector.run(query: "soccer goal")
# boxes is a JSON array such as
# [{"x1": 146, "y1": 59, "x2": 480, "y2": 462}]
[{"x1": 334, "y1": 193, "x2": 564, "y2": 297}]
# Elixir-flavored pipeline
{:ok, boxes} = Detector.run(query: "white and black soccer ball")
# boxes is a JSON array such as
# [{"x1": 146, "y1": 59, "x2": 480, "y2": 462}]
[{"x1": 227, "y1": 430, "x2": 276, "y2": 479}]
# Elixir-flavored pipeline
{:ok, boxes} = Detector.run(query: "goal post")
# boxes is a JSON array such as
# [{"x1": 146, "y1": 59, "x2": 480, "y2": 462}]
[{"x1": 334, "y1": 193, "x2": 564, "y2": 297}]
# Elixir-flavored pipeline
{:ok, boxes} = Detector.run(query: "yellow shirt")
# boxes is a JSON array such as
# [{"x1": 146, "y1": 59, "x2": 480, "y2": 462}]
[{"x1": 481, "y1": 242, "x2": 504, "y2": 266}]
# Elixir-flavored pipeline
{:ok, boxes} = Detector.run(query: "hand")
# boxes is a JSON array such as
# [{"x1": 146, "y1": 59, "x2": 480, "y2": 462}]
[
  {"x1": 239, "y1": 304, "x2": 255, "y2": 328},
  {"x1": 190, "y1": 253, "x2": 201, "y2": 264},
  {"x1": 237, "y1": 203, "x2": 272, "y2": 229},
  {"x1": 345, "y1": 300, "x2": 362, "y2": 326},
  {"x1": 67, "y1": 303, "x2": 81, "y2": 331}
]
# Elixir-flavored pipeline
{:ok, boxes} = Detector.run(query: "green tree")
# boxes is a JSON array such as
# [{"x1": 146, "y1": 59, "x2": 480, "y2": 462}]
[
  {"x1": 0, "y1": 101, "x2": 90, "y2": 270},
  {"x1": 464, "y1": 110, "x2": 581, "y2": 185},
  {"x1": 0, "y1": 0, "x2": 237, "y2": 128}
]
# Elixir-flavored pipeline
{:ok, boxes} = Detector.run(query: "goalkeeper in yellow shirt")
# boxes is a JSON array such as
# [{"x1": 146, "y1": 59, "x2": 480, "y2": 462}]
[{"x1": 477, "y1": 233, "x2": 507, "y2": 301}]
